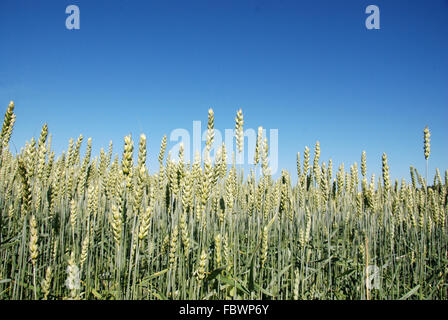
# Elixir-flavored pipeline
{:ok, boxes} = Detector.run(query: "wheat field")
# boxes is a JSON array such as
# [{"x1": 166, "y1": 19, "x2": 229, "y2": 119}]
[{"x1": 0, "y1": 101, "x2": 446, "y2": 300}]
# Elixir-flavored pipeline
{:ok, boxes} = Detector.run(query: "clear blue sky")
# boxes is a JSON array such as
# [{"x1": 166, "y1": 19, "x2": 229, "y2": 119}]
[{"x1": 1, "y1": 0, "x2": 447, "y2": 182}]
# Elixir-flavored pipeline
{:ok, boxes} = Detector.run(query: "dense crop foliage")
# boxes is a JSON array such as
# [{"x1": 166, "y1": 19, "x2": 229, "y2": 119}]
[{"x1": 0, "y1": 101, "x2": 447, "y2": 300}]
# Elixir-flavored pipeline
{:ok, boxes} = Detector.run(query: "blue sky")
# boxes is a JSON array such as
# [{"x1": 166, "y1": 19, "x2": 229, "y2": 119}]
[{"x1": 0, "y1": 0, "x2": 447, "y2": 182}]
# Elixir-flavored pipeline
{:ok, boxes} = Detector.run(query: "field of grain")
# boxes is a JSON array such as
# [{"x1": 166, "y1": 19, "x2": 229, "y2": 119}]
[{"x1": 0, "y1": 101, "x2": 446, "y2": 300}]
